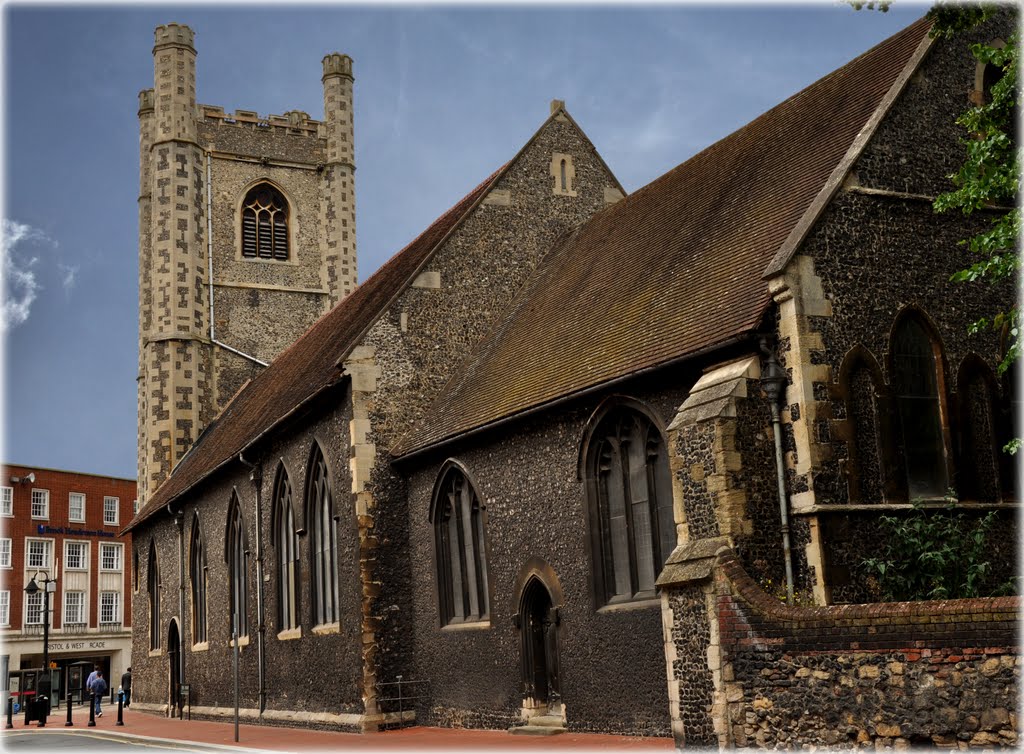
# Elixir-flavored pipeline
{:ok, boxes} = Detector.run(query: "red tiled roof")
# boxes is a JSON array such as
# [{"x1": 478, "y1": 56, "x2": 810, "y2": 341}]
[
  {"x1": 125, "y1": 164, "x2": 506, "y2": 533},
  {"x1": 392, "y1": 16, "x2": 932, "y2": 459}
]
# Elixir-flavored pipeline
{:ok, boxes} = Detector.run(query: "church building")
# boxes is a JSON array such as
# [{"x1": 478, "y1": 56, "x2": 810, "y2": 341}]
[{"x1": 125, "y1": 13, "x2": 1017, "y2": 743}]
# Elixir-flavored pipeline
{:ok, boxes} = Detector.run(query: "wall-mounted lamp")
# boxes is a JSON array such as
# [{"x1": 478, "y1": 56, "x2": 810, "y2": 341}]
[{"x1": 10, "y1": 473, "x2": 36, "y2": 484}]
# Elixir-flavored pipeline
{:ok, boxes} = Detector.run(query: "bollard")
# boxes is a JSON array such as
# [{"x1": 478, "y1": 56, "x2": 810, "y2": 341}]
[
  {"x1": 65, "y1": 691, "x2": 73, "y2": 726},
  {"x1": 5, "y1": 696, "x2": 12, "y2": 729},
  {"x1": 87, "y1": 694, "x2": 96, "y2": 727},
  {"x1": 23, "y1": 697, "x2": 30, "y2": 726},
  {"x1": 36, "y1": 696, "x2": 47, "y2": 728},
  {"x1": 116, "y1": 690, "x2": 124, "y2": 727}
]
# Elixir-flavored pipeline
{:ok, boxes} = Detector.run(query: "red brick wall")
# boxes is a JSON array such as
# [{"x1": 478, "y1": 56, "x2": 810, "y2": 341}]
[{"x1": 1, "y1": 464, "x2": 136, "y2": 628}]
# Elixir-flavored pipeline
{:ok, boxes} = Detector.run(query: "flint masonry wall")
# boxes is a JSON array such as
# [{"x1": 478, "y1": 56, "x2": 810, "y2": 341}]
[
  {"x1": 713, "y1": 552, "x2": 1020, "y2": 749},
  {"x1": 356, "y1": 109, "x2": 625, "y2": 715},
  {"x1": 131, "y1": 390, "x2": 365, "y2": 727},
  {"x1": 767, "y1": 16, "x2": 1018, "y2": 603},
  {"x1": 658, "y1": 550, "x2": 1020, "y2": 749},
  {"x1": 402, "y1": 371, "x2": 695, "y2": 735}
]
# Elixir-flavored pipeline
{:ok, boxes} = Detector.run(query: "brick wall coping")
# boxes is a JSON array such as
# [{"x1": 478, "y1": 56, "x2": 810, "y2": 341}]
[{"x1": 715, "y1": 549, "x2": 1020, "y2": 652}]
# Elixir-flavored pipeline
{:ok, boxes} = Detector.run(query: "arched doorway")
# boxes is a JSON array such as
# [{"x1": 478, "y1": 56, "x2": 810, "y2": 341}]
[
  {"x1": 167, "y1": 619, "x2": 181, "y2": 718},
  {"x1": 518, "y1": 576, "x2": 560, "y2": 711}
]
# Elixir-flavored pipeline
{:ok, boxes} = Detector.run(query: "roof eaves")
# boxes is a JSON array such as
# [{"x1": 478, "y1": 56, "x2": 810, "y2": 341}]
[
  {"x1": 122, "y1": 373, "x2": 349, "y2": 534},
  {"x1": 762, "y1": 20, "x2": 935, "y2": 279},
  {"x1": 391, "y1": 330, "x2": 759, "y2": 464}
]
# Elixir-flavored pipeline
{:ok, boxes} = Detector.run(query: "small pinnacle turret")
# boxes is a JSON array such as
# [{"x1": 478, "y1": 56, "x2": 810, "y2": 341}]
[{"x1": 322, "y1": 53, "x2": 354, "y2": 80}]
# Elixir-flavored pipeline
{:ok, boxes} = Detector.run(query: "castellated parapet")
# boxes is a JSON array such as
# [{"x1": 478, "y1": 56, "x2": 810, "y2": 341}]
[
  {"x1": 322, "y1": 53, "x2": 354, "y2": 80},
  {"x1": 137, "y1": 25, "x2": 357, "y2": 507},
  {"x1": 153, "y1": 23, "x2": 195, "y2": 50}
]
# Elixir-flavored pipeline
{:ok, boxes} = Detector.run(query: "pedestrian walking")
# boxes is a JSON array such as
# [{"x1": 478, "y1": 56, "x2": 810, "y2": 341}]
[
  {"x1": 89, "y1": 670, "x2": 108, "y2": 717},
  {"x1": 120, "y1": 667, "x2": 132, "y2": 708}
]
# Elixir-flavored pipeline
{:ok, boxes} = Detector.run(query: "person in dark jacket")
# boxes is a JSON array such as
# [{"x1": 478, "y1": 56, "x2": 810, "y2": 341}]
[
  {"x1": 120, "y1": 667, "x2": 132, "y2": 708},
  {"x1": 89, "y1": 670, "x2": 108, "y2": 717}
]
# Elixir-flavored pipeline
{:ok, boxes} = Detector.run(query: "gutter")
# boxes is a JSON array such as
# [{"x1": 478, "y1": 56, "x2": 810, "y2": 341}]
[
  {"x1": 237, "y1": 453, "x2": 267, "y2": 715},
  {"x1": 125, "y1": 377, "x2": 346, "y2": 534},
  {"x1": 392, "y1": 332, "x2": 758, "y2": 465}
]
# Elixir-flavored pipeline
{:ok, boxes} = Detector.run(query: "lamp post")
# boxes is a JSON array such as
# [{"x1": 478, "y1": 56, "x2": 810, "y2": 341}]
[{"x1": 25, "y1": 571, "x2": 57, "y2": 722}]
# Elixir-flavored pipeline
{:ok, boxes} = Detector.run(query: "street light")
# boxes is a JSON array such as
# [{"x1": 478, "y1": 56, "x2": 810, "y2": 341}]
[{"x1": 25, "y1": 570, "x2": 57, "y2": 725}]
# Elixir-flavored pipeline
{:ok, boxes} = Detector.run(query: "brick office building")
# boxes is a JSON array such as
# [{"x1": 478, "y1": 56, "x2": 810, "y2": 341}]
[{"x1": 1, "y1": 464, "x2": 136, "y2": 703}]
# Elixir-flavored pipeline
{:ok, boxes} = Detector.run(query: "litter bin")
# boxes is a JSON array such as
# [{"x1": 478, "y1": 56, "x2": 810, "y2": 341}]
[{"x1": 28, "y1": 696, "x2": 48, "y2": 725}]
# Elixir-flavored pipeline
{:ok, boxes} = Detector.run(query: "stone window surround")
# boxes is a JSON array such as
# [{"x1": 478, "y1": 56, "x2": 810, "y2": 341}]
[
  {"x1": 63, "y1": 589, "x2": 86, "y2": 626},
  {"x1": 271, "y1": 463, "x2": 299, "y2": 633},
  {"x1": 233, "y1": 177, "x2": 301, "y2": 267},
  {"x1": 24, "y1": 590, "x2": 43, "y2": 625},
  {"x1": 64, "y1": 540, "x2": 89, "y2": 571},
  {"x1": 69, "y1": 492, "x2": 86, "y2": 522},
  {"x1": 100, "y1": 542, "x2": 123, "y2": 572},
  {"x1": 429, "y1": 460, "x2": 491, "y2": 627},
  {"x1": 26, "y1": 538, "x2": 52, "y2": 570},
  {"x1": 99, "y1": 590, "x2": 120, "y2": 624},
  {"x1": 579, "y1": 395, "x2": 675, "y2": 609},
  {"x1": 189, "y1": 513, "x2": 208, "y2": 644}
]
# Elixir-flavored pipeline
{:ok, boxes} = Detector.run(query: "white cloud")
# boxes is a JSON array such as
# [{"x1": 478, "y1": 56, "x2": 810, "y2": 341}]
[
  {"x1": 1, "y1": 219, "x2": 52, "y2": 332},
  {"x1": 58, "y1": 262, "x2": 79, "y2": 292}
]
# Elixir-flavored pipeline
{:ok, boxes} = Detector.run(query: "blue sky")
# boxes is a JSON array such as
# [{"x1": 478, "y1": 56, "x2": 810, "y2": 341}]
[{"x1": 2, "y1": 2, "x2": 926, "y2": 479}]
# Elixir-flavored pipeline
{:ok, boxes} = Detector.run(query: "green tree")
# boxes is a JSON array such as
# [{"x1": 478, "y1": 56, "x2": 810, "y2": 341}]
[{"x1": 927, "y1": 5, "x2": 1020, "y2": 382}]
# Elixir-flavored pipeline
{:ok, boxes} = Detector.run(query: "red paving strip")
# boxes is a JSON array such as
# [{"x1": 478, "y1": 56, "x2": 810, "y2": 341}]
[{"x1": 2, "y1": 708, "x2": 674, "y2": 751}]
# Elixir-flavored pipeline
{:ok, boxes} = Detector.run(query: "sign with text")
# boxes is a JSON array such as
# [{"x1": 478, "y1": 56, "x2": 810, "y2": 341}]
[
  {"x1": 36, "y1": 525, "x2": 116, "y2": 539},
  {"x1": 47, "y1": 640, "x2": 108, "y2": 652}
]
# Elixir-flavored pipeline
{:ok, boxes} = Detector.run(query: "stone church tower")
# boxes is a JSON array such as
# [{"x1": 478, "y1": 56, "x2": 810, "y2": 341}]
[{"x1": 137, "y1": 23, "x2": 356, "y2": 506}]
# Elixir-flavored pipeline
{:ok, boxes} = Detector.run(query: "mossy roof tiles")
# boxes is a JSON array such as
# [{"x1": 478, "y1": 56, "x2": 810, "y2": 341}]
[{"x1": 392, "y1": 16, "x2": 931, "y2": 459}]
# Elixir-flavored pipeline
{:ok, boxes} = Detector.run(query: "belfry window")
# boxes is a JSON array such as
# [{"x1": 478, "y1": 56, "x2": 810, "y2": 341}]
[
  {"x1": 306, "y1": 444, "x2": 338, "y2": 626},
  {"x1": 241, "y1": 184, "x2": 289, "y2": 260},
  {"x1": 431, "y1": 464, "x2": 489, "y2": 625},
  {"x1": 586, "y1": 405, "x2": 675, "y2": 605},
  {"x1": 148, "y1": 543, "x2": 161, "y2": 651},
  {"x1": 189, "y1": 514, "x2": 208, "y2": 644},
  {"x1": 226, "y1": 495, "x2": 249, "y2": 639},
  {"x1": 891, "y1": 314, "x2": 949, "y2": 499},
  {"x1": 272, "y1": 464, "x2": 299, "y2": 631}
]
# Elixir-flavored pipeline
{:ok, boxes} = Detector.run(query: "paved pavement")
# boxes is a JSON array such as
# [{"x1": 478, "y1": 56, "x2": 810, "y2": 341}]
[{"x1": 0, "y1": 706, "x2": 675, "y2": 752}]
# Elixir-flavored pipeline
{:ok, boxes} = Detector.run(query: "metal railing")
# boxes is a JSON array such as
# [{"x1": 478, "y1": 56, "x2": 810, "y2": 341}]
[
  {"x1": 61, "y1": 623, "x2": 88, "y2": 634},
  {"x1": 374, "y1": 676, "x2": 429, "y2": 730}
]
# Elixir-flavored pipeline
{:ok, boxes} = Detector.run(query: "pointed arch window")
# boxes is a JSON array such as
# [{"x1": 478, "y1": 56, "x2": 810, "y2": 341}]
[
  {"x1": 306, "y1": 445, "x2": 338, "y2": 626},
  {"x1": 272, "y1": 465, "x2": 299, "y2": 631},
  {"x1": 241, "y1": 184, "x2": 289, "y2": 260},
  {"x1": 891, "y1": 314, "x2": 949, "y2": 499},
  {"x1": 585, "y1": 404, "x2": 674, "y2": 605},
  {"x1": 189, "y1": 515, "x2": 208, "y2": 644},
  {"x1": 148, "y1": 543, "x2": 161, "y2": 651},
  {"x1": 226, "y1": 495, "x2": 249, "y2": 639},
  {"x1": 431, "y1": 464, "x2": 489, "y2": 625}
]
